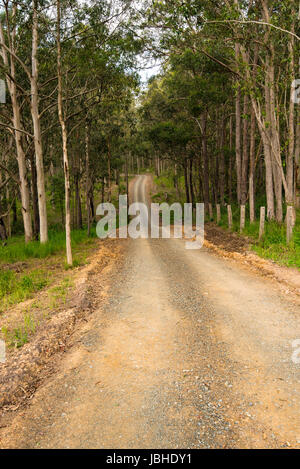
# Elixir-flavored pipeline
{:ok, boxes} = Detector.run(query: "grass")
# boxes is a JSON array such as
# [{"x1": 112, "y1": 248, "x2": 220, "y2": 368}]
[
  {"x1": 153, "y1": 170, "x2": 300, "y2": 271},
  {"x1": 0, "y1": 181, "x2": 131, "y2": 349},
  {"x1": 2, "y1": 313, "x2": 37, "y2": 348},
  {"x1": 48, "y1": 277, "x2": 73, "y2": 308},
  {"x1": 0, "y1": 275, "x2": 74, "y2": 348},
  {"x1": 0, "y1": 269, "x2": 49, "y2": 312},
  {"x1": 0, "y1": 226, "x2": 97, "y2": 264},
  {"x1": 0, "y1": 225, "x2": 99, "y2": 316},
  {"x1": 252, "y1": 221, "x2": 300, "y2": 269},
  {"x1": 213, "y1": 204, "x2": 300, "y2": 270}
]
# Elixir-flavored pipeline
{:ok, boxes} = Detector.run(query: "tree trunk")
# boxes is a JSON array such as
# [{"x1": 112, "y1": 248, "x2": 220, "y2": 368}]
[
  {"x1": 219, "y1": 111, "x2": 225, "y2": 205},
  {"x1": 241, "y1": 95, "x2": 249, "y2": 205},
  {"x1": 57, "y1": 0, "x2": 72, "y2": 266},
  {"x1": 107, "y1": 140, "x2": 112, "y2": 203},
  {"x1": 75, "y1": 173, "x2": 82, "y2": 229},
  {"x1": 228, "y1": 115, "x2": 233, "y2": 203},
  {"x1": 249, "y1": 46, "x2": 259, "y2": 223},
  {"x1": 235, "y1": 50, "x2": 242, "y2": 204},
  {"x1": 125, "y1": 153, "x2": 129, "y2": 204},
  {"x1": 287, "y1": 11, "x2": 295, "y2": 206},
  {"x1": 214, "y1": 147, "x2": 219, "y2": 205},
  {"x1": 0, "y1": 18, "x2": 33, "y2": 242},
  {"x1": 197, "y1": 153, "x2": 203, "y2": 201},
  {"x1": 85, "y1": 122, "x2": 91, "y2": 236},
  {"x1": 268, "y1": 52, "x2": 283, "y2": 223},
  {"x1": 249, "y1": 108, "x2": 257, "y2": 223},
  {"x1": 0, "y1": 177, "x2": 7, "y2": 241},
  {"x1": 184, "y1": 161, "x2": 190, "y2": 203},
  {"x1": 30, "y1": 149, "x2": 40, "y2": 240},
  {"x1": 263, "y1": 57, "x2": 276, "y2": 220},
  {"x1": 0, "y1": 217, "x2": 7, "y2": 242},
  {"x1": 188, "y1": 157, "x2": 195, "y2": 207},
  {"x1": 31, "y1": 0, "x2": 48, "y2": 243},
  {"x1": 101, "y1": 177, "x2": 105, "y2": 204},
  {"x1": 90, "y1": 185, "x2": 95, "y2": 221},
  {"x1": 201, "y1": 112, "x2": 210, "y2": 210},
  {"x1": 295, "y1": 110, "x2": 300, "y2": 208},
  {"x1": 237, "y1": 24, "x2": 277, "y2": 220},
  {"x1": 4, "y1": 142, "x2": 11, "y2": 237}
]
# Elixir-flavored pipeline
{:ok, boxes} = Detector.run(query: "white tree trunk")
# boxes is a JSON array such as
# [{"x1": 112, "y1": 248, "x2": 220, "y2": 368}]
[
  {"x1": 31, "y1": 0, "x2": 48, "y2": 243},
  {"x1": 57, "y1": 0, "x2": 72, "y2": 266},
  {"x1": 0, "y1": 18, "x2": 32, "y2": 242}
]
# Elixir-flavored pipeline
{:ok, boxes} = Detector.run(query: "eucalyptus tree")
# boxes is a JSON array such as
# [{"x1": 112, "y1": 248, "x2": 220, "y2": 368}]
[
  {"x1": 146, "y1": 0, "x2": 300, "y2": 222},
  {"x1": 0, "y1": 2, "x2": 33, "y2": 242}
]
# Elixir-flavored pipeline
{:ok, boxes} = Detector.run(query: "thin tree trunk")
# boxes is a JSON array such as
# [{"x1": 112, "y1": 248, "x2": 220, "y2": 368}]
[
  {"x1": 295, "y1": 110, "x2": 300, "y2": 208},
  {"x1": 184, "y1": 161, "x2": 190, "y2": 203},
  {"x1": 201, "y1": 112, "x2": 210, "y2": 210},
  {"x1": 0, "y1": 18, "x2": 32, "y2": 242},
  {"x1": 13, "y1": 198, "x2": 17, "y2": 227},
  {"x1": 249, "y1": 108, "x2": 256, "y2": 223},
  {"x1": 101, "y1": 177, "x2": 105, "y2": 204},
  {"x1": 197, "y1": 153, "x2": 203, "y2": 201},
  {"x1": 85, "y1": 122, "x2": 91, "y2": 236},
  {"x1": 30, "y1": 149, "x2": 40, "y2": 240},
  {"x1": 31, "y1": 0, "x2": 48, "y2": 243},
  {"x1": 287, "y1": 11, "x2": 295, "y2": 206},
  {"x1": 219, "y1": 111, "x2": 226, "y2": 205},
  {"x1": 188, "y1": 157, "x2": 195, "y2": 207},
  {"x1": 263, "y1": 84, "x2": 275, "y2": 221},
  {"x1": 107, "y1": 140, "x2": 112, "y2": 203},
  {"x1": 75, "y1": 173, "x2": 82, "y2": 229},
  {"x1": 125, "y1": 153, "x2": 129, "y2": 204},
  {"x1": 241, "y1": 95, "x2": 249, "y2": 205},
  {"x1": 228, "y1": 115, "x2": 233, "y2": 203},
  {"x1": 4, "y1": 144, "x2": 11, "y2": 237},
  {"x1": 90, "y1": 185, "x2": 95, "y2": 221},
  {"x1": 268, "y1": 52, "x2": 283, "y2": 223},
  {"x1": 57, "y1": 0, "x2": 72, "y2": 266},
  {"x1": 214, "y1": 147, "x2": 219, "y2": 205},
  {"x1": 235, "y1": 47, "x2": 242, "y2": 204},
  {"x1": 0, "y1": 211, "x2": 7, "y2": 241},
  {"x1": 249, "y1": 45, "x2": 259, "y2": 223}
]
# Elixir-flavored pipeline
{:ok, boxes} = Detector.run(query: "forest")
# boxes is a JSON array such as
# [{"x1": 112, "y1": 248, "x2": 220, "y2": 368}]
[
  {"x1": 0, "y1": 0, "x2": 300, "y2": 451},
  {"x1": 0, "y1": 0, "x2": 299, "y2": 265}
]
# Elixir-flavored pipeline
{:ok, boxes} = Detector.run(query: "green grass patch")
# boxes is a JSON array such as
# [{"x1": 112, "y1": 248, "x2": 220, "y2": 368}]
[
  {"x1": 0, "y1": 226, "x2": 98, "y2": 312},
  {"x1": 216, "y1": 204, "x2": 300, "y2": 270},
  {"x1": 252, "y1": 220, "x2": 300, "y2": 269},
  {"x1": 48, "y1": 277, "x2": 73, "y2": 307},
  {"x1": 152, "y1": 170, "x2": 300, "y2": 270},
  {"x1": 0, "y1": 227, "x2": 97, "y2": 264},
  {"x1": 2, "y1": 313, "x2": 37, "y2": 348},
  {"x1": 0, "y1": 269, "x2": 49, "y2": 312}
]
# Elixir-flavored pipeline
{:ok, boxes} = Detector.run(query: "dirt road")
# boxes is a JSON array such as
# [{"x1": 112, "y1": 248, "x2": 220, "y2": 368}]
[{"x1": 1, "y1": 175, "x2": 299, "y2": 448}]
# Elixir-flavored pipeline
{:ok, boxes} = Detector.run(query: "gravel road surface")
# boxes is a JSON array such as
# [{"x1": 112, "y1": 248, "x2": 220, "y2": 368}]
[{"x1": 1, "y1": 175, "x2": 299, "y2": 449}]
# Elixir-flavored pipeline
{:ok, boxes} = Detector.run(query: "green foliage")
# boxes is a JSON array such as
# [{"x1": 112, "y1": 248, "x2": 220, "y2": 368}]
[
  {"x1": 0, "y1": 227, "x2": 97, "y2": 264},
  {"x1": 0, "y1": 269, "x2": 49, "y2": 312},
  {"x1": 49, "y1": 173, "x2": 65, "y2": 215},
  {"x1": 48, "y1": 278, "x2": 72, "y2": 307}
]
